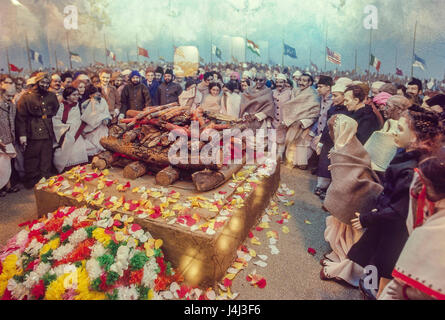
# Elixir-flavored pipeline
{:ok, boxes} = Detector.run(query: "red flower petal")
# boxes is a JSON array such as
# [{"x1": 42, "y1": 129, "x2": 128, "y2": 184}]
[
  {"x1": 248, "y1": 231, "x2": 254, "y2": 238},
  {"x1": 255, "y1": 226, "x2": 264, "y2": 232},
  {"x1": 256, "y1": 278, "x2": 267, "y2": 289},
  {"x1": 131, "y1": 224, "x2": 142, "y2": 232},
  {"x1": 276, "y1": 219, "x2": 284, "y2": 225},
  {"x1": 223, "y1": 278, "x2": 232, "y2": 288},
  {"x1": 307, "y1": 248, "x2": 317, "y2": 256}
]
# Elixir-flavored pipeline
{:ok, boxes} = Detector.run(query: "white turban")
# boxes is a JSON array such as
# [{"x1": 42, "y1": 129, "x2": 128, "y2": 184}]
[
  {"x1": 276, "y1": 73, "x2": 287, "y2": 81},
  {"x1": 293, "y1": 70, "x2": 302, "y2": 78}
]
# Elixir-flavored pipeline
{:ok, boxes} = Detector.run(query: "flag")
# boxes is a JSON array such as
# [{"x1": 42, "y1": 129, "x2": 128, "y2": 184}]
[
  {"x1": 58, "y1": 60, "x2": 64, "y2": 67},
  {"x1": 370, "y1": 54, "x2": 381, "y2": 72},
  {"x1": 70, "y1": 52, "x2": 82, "y2": 63},
  {"x1": 138, "y1": 47, "x2": 149, "y2": 58},
  {"x1": 413, "y1": 54, "x2": 426, "y2": 70},
  {"x1": 326, "y1": 47, "x2": 341, "y2": 65},
  {"x1": 29, "y1": 49, "x2": 43, "y2": 64},
  {"x1": 232, "y1": 55, "x2": 239, "y2": 64},
  {"x1": 396, "y1": 68, "x2": 403, "y2": 76},
  {"x1": 247, "y1": 39, "x2": 260, "y2": 57},
  {"x1": 199, "y1": 56, "x2": 204, "y2": 63},
  {"x1": 159, "y1": 56, "x2": 165, "y2": 62},
  {"x1": 311, "y1": 61, "x2": 318, "y2": 71},
  {"x1": 283, "y1": 43, "x2": 297, "y2": 59},
  {"x1": 9, "y1": 63, "x2": 23, "y2": 72},
  {"x1": 212, "y1": 45, "x2": 222, "y2": 60},
  {"x1": 106, "y1": 49, "x2": 116, "y2": 61}
]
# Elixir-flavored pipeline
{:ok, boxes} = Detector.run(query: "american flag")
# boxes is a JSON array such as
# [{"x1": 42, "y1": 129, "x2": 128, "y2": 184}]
[{"x1": 326, "y1": 47, "x2": 341, "y2": 65}]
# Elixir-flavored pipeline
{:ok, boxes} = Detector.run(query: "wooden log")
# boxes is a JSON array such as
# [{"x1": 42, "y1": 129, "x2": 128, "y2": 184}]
[
  {"x1": 111, "y1": 157, "x2": 134, "y2": 168},
  {"x1": 100, "y1": 136, "x2": 221, "y2": 171},
  {"x1": 155, "y1": 166, "x2": 180, "y2": 186},
  {"x1": 192, "y1": 159, "x2": 245, "y2": 192},
  {"x1": 122, "y1": 129, "x2": 139, "y2": 144},
  {"x1": 123, "y1": 161, "x2": 148, "y2": 180},
  {"x1": 91, "y1": 151, "x2": 115, "y2": 170}
]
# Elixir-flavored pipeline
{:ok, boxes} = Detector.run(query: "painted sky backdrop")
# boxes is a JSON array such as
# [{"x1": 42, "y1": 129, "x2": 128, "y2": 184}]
[{"x1": 1, "y1": 0, "x2": 445, "y2": 80}]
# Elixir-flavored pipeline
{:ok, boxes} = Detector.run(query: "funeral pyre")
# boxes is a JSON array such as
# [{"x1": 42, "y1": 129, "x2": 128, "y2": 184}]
[{"x1": 96, "y1": 104, "x2": 249, "y2": 191}]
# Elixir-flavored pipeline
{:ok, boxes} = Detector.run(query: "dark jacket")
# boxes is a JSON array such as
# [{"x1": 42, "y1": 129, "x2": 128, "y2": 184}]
[
  {"x1": 16, "y1": 87, "x2": 59, "y2": 141},
  {"x1": 156, "y1": 81, "x2": 183, "y2": 106},
  {"x1": 317, "y1": 104, "x2": 349, "y2": 178},
  {"x1": 147, "y1": 80, "x2": 160, "y2": 106},
  {"x1": 349, "y1": 104, "x2": 381, "y2": 145},
  {"x1": 120, "y1": 82, "x2": 151, "y2": 115},
  {"x1": 347, "y1": 150, "x2": 421, "y2": 279}
]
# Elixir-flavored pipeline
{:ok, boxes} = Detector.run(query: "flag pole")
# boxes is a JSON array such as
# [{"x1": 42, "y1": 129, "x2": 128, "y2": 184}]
[
  {"x1": 411, "y1": 20, "x2": 418, "y2": 79},
  {"x1": 136, "y1": 35, "x2": 139, "y2": 63},
  {"x1": 354, "y1": 49, "x2": 357, "y2": 74},
  {"x1": 66, "y1": 31, "x2": 73, "y2": 69},
  {"x1": 55, "y1": 50, "x2": 59, "y2": 72},
  {"x1": 395, "y1": 47, "x2": 398, "y2": 72},
  {"x1": 367, "y1": 28, "x2": 372, "y2": 81},
  {"x1": 210, "y1": 32, "x2": 213, "y2": 64},
  {"x1": 6, "y1": 48, "x2": 11, "y2": 76},
  {"x1": 104, "y1": 33, "x2": 108, "y2": 66},
  {"x1": 25, "y1": 33, "x2": 32, "y2": 73},
  {"x1": 324, "y1": 27, "x2": 328, "y2": 71},
  {"x1": 281, "y1": 28, "x2": 284, "y2": 68}
]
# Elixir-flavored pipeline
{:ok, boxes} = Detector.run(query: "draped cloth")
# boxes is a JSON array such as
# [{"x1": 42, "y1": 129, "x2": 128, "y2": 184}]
[
  {"x1": 52, "y1": 101, "x2": 88, "y2": 172},
  {"x1": 324, "y1": 115, "x2": 384, "y2": 225},
  {"x1": 81, "y1": 98, "x2": 111, "y2": 157},
  {"x1": 0, "y1": 143, "x2": 16, "y2": 189},
  {"x1": 239, "y1": 87, "x2": 275, "y2": 130},
  {"x1": 178, "y1": 85, "x2": 202, "y2": 111},
  {"x1": 200, "y1": 94, "x2": 222, "y2": 114},
  {"x1": 220, "y1": 92, "x2": 241, "y2": 118},
  {"x1": 281, "y1": 87, "x2": 320, "y2": 165}
]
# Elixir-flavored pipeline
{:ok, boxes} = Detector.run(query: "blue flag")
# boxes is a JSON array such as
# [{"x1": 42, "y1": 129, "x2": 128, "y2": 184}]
[
  {"x1": 413, "y1": 54, "x2": 426, "y2": 70},
  {"x1": 283, "y1": 43, "x2": 297, "y2": 59},
  {"x1": 29, "y1": 49, "x2": 43, "y2": 65}
]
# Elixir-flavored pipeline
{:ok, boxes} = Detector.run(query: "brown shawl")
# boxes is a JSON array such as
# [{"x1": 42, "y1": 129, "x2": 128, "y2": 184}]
[
  {"x1": 324, "y1": 115, "x2": 383, "y2": 225},
  {"x1": 201, "y1": 94, "x2": 222, "y2": 113},
  {"x1": 281, "y1": 87, "x2": 320, "y2": 128},
  {"x1": 239, "y1": 86, "x2": 275, "y2": 119}
]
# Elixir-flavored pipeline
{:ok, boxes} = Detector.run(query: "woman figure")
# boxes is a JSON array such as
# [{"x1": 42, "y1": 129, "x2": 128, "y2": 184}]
[
  {"x1": 240, "y1": 79, "x2": 250, "y2": 93},
  {"x1": 80, "y1": 85, "x2": 111, "y2": 157},
  {"x1": 178, "y1": 80, "x2": 202, "y2": 111},
  {"x1": 348, "y1": 106, "x2": 442, "y2": 298},
  {"x1": 71, "y1": 79, "x2": 89, "y2": 106},
  {"x1": 0, "y1": 86, "x2": 20, "y2": 196},
  {"x1": 379, "y1": 153, "x2": 445, "y2": 300},
  {"x1": 52, "y1": 87, "x2": 89, "y2": 173},
  {"x1": 200, "y1": 82, "x2": 222, "y2": 114}
]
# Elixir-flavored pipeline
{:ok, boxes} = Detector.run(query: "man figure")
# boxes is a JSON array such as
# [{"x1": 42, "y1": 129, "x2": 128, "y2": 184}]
[
  {"x1": 120, "y1": 70, "x2": 151, "y2": 117},
  {"x1": 313, "y1": 75, "x2": 334, "y2": 138},
  {"x1": 272, "y1": 73, "x2": 292, "y2": 160},
  {"x1": 16, "y1": 73, "x2": 59, "y2": 189},
  {"x1": 156, "y1": 69, "x2": 183, "y2": 106},
  {"x1": 292, "y1": 70, "x2": 303, "y2": 88},
  {"x1": 406, "y1": 77, "x2": 423, "y2": 106},
  {"x1": 60, "y1": 72, "x2": 73, "y2": 89},
  {"x1": 146, "y1": 68, "x2": 160, "y2": 106},
  {"x1": 99, "y1": 69, "x2": 121, "y2": 120},
  {"x1": 239, "y1": 72, "x2": 275, "y2": 130},
  {"x1": 197, "y1": 72, "x2": 214, "y2": 99},
  {"x1": 282, "y1": 73, "x2": 320, "y2": 170},
  {"x1": 155, "y1": 66, "x2": 164, "y2": 83},
  {"x1": 49, "y1": 74, "x2": 63, "y2": 103}
]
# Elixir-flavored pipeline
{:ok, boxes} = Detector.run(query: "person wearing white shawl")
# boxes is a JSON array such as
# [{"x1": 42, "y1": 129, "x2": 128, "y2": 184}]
[
  {"x1": 220, "y1": 81, "x2": 241, "y2": 118},
  {"x1": 178, "y1": 80, "x2": 202, "y2": 112},
  {"x1": 52, "y1": 87, "x2": 89, "y2": 173},
  {"x1": 80, "y1": 85, "x2": 111, "y2": 157}
]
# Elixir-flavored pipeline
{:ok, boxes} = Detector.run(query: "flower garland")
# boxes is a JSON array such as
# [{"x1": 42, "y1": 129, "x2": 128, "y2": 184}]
[{"x1": 0, "y1": 207, "x2": 182, "y2": 300}]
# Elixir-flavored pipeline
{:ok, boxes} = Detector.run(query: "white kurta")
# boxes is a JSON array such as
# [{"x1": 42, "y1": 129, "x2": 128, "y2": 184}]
[
  {"x1": 0, "y1": 143, "x2": 16, "y2": 189},
  {"x1": 52, "y1": 103, "x2": 89, "y2": 173},
  {"x1": 81, "y1": 98, "x2": 111, "y2": 157}
]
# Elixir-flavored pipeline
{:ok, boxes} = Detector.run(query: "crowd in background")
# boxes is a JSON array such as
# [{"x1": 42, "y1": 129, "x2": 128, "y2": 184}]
[{"x1": 1, "y1": 60, "x2": 445, "y2": 300}]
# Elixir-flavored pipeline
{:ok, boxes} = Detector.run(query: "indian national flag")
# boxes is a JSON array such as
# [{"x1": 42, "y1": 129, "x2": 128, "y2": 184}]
[
  {"x1": 70, "y1": 52, "x2": 82, "y2": 63},
  {"x1": 247, "y1": 39, "x2": 260, "y2": 57},
  {"x1": 370, "y1": 54, "x2": 381, "y2": 72}
]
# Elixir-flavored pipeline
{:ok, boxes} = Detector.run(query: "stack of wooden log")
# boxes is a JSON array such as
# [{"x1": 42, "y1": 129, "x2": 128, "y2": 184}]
[{"x1": 95, "y1": 104, "x2": 248, "y2": 191}]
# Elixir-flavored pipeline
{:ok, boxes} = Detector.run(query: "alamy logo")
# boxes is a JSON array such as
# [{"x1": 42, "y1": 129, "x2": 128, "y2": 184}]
[
  {"x1": 363, "y1": 5, "x2": 378, "y2": 30},
  {"x1": 64, "y1": 5, "x2": 78, "y2": 30}
]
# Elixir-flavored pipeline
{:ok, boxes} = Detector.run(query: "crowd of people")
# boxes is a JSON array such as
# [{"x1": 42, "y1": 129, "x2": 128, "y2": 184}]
[{"x1": 0, "y1": 60, "x2": 444, "y2": 300}]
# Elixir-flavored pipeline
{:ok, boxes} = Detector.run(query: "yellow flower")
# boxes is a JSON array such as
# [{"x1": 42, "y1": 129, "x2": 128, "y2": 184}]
[
  {"x1": 92, "y1": 228, "x2": 111, "y2": 246},
  {"x1": 147, "y1": 288, "x2": 154, "y2": 300},
  {"x1": 75, "y1": 267, "x2": 106, "y2": 300},
  {"x1": 45, "y1": 274, "x2": 68, "y2": 300},
  {"x1": 40, "y1": 238, "x2": 60, "y2": 256},
  {"x1": 0, "y1": 254, "x2": 19, "y2": 296}
]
